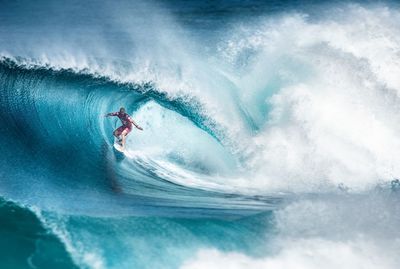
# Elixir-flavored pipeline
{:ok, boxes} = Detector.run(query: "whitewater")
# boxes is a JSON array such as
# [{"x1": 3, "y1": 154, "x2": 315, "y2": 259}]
[{"x1": 1, "y1": 0, "x2": 400, "y2": 268}]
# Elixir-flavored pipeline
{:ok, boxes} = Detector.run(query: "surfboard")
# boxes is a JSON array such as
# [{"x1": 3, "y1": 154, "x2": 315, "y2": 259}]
[
  {"x1": 113, "y1": 137, "x2": 124, "y2": 153},
  {"x1": 113, "y1": 142, "x2": 124, "y2": 153}
]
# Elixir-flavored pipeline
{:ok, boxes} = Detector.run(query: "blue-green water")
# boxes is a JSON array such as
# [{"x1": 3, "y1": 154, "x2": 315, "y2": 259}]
[{"x1": 1, "y1": 0, "x2": 400, "y2": 268}]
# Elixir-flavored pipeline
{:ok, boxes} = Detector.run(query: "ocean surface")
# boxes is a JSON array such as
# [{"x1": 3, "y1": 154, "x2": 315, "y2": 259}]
[{"x1": 1, "y1": 0, "x2": 400, "y2": 268}]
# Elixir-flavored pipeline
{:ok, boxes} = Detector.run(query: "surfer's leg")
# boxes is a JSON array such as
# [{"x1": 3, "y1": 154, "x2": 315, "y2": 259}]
[
  {"x1": 114, "y1": 126, "x2": 124, "y2": 142},
  {"x1": 113, "y1": 129, "x2": 119, "y2": 138},
  {"x1": 120, "y1": 130, "x2": 128, "y2": 148},
  {"x1": 120, "y1": 126, "x2": 132, "y2": 149}
]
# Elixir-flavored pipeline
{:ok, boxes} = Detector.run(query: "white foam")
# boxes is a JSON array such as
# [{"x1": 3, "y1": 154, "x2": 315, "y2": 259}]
[
  {"x1": 214, "y1": 4, "x2": 400, "y2": 193},
  {"x1": 181, "y1": 239, "x2": 398, "y2": 269},
  {"x1": 182, "y1": 193, "x2": 400, "y2": 269}
]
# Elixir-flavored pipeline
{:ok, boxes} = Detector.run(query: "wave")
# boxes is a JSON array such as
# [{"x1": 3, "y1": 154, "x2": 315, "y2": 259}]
[
  {"x1": 3, "y1": 187, "x2": 400, "y2": 269},
  {"x1": 2, "y1": 1, "x2": 400, "y2": 269},
  {"x1": 0, "y1": 57, "x2": 276, "y2": 217},
  {"x1": 0, "y1": 197, "x2": 77, "y2": 269},
  {"x1": 3, "y1": 3, "x2": 400, "y2": 211}
]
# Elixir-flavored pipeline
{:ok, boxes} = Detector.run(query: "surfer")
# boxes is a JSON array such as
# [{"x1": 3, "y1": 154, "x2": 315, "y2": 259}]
[{"x1": 105, "y1": 107, "x2": 143, "y2": 149}]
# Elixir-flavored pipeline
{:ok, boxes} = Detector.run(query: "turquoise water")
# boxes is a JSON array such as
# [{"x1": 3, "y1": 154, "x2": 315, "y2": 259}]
[
  {"x1": 0, "y1": 198, "x2": 77, "y2": 269},
  {"x1": 1, "y1": 0, "x2": 400, "y2": 268}
]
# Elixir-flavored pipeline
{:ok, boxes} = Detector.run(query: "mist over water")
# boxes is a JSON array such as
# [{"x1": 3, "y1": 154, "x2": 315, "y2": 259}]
[{"x1": 1, "y1": 0, "x2": 400, "y2": 268}]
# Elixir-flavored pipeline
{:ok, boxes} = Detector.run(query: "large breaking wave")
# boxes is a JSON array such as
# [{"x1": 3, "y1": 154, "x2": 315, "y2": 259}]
[
  {"x1": 1, "y1": 1, "x2": 400, "y2": 269},
  {"x1": 0, "y1": 58, "x2": 273, "y2": 217}
]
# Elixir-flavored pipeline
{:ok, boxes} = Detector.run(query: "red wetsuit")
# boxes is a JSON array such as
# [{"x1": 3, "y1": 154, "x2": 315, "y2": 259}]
[{"x1": 108, "y1": 112, "x2": 133, "y2": 136}]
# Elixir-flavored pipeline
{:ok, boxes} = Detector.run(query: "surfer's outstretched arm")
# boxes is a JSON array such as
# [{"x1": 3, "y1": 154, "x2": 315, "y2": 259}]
[{"x1": 105, "y1": 112, "x2": 118, "y2": 117}]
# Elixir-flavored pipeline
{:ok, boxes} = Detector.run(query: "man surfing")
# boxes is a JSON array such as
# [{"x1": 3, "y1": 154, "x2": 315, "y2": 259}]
[{"x1": 105, "y1": 107, "x2": 143, "y2": 150}]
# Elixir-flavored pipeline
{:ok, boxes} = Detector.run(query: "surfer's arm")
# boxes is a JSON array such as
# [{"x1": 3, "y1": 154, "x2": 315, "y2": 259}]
[
  {"x1": 130, "y1": 118, "x2": 143, "y2": 130},
  {"x1": 105, "y1": 112, "x2": 118, "y2": 117}
]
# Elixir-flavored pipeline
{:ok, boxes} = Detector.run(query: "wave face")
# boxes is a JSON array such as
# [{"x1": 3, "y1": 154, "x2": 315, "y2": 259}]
[
  {"x1": 1, "y1": 0, "x2": 400, "y2": 268},
  {"x1": 0, "y1": 198, "x2": 77, "y2": 269}
]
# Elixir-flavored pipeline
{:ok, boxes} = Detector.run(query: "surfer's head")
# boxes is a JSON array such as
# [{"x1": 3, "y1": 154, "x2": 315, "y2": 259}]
[{"x1": 119, "y1": 107, "x2": 126, "y2": 113}]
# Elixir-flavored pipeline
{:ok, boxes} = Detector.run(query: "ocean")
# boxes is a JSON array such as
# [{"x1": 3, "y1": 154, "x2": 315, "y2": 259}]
[{"x1": 1, "y1": 0, "x2": 400, "y2": 268}]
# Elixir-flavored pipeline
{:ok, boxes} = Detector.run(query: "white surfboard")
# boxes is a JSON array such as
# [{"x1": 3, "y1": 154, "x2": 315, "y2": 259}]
[
  {"x1": 113, "y1": 142, "x2": 124, "y2": 153},
  {"x1": 113, "y1": 137, "x2": 124, "y2": 153}
]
